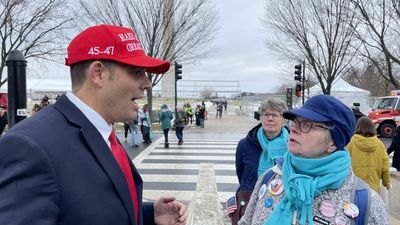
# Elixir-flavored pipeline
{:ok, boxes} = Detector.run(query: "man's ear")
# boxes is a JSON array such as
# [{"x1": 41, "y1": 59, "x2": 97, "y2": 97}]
[
  {"x1": 327, "y1": 143, "x2": 337, "y2": 153},
  {"x1": 87, "y1": 61, "x2": 107, "y2": 87}
]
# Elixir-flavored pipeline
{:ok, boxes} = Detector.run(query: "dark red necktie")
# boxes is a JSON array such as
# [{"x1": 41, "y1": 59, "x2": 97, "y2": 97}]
[{"x1": 109, "y1": 131, "x2": 138, "y2": 224}]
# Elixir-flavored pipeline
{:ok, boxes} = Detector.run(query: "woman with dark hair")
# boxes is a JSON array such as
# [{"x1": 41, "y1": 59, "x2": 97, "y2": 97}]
[{"x1": 347, "y1": 116, "x2": 391, "y2": 192}]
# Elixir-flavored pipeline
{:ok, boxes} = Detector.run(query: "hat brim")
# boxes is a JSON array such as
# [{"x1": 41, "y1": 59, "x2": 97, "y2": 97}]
[
  {"x1": 116, "y1": 55, "x2": 170, "y2": 74},
  {"x1": 283, "y1": 108, "x2": 330, "y2": 122}
]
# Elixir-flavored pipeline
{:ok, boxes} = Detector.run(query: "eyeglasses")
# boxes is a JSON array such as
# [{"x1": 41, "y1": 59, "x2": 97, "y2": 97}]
[
  {"x1": 262, "y1": 112, "x2": 282, "y2": 119},
  {"x1": 288, "y1": 118, "x2": 333, "y2": 133}
]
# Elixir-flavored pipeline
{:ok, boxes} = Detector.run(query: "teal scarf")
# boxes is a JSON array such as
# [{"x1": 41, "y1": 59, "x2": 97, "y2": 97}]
[
  {"x1": 257, "y1": 127, "x2": 289, "y2": 177},
  {"x1": 264, "y1": 150, "x2": 350, "y2": 225}
]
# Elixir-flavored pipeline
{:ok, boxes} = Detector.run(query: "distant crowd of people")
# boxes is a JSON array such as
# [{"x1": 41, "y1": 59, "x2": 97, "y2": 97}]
[
  {"x1": 212, "y1": 99, "x2": 228, "y2": 119},
  {"x1": 121, "y1": 101, "x2": 210, "y2": 149}
]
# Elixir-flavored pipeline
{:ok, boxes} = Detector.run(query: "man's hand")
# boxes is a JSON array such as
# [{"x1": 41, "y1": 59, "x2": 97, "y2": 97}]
[{"x1": 154, "y1": 197, "x2": 188, "y2": 225}]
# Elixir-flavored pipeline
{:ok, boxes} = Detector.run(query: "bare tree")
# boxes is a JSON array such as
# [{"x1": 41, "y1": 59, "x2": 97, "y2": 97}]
[
  {"x1": 262, "y1": 0, "x2": 360, "y2": 94},
  {"x1": 350, "y1": 0, "x2": 400, "y2": 89},
  {"x1": 0, "y1": 0, "x2": 74, "y2": 88},
  {"x1": 76, "y1": 0, "x2": 218, "y2": 111},
  {"x1": 199, "y1": 87, "x2": 214, "y2": 99}
]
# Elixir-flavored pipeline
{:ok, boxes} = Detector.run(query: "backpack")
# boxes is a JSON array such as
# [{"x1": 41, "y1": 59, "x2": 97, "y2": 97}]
[{"x1": 227, "y1": 169, "x2": 370, "y2": 225}]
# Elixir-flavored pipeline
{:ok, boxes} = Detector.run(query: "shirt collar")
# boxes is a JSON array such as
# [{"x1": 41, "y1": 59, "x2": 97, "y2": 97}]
[{"x1": 66, "y1": 92, "x2": 112, "y2": 148}]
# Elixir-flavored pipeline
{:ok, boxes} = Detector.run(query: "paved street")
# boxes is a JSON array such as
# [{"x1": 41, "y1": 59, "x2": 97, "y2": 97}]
[
  {"x1": 118, "y1": 107, "x2": 257, "y2": 204},
  {"x1": 117, "y1": 105, "x2": 400, "y2": 224}
]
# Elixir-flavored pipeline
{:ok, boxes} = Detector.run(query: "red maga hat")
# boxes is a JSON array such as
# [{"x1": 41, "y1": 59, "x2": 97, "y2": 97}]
[{"x1": 65, "y1": 24, "x2": 170, "y2": 74}]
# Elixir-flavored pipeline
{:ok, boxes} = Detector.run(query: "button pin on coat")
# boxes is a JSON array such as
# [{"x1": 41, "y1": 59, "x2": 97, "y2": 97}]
[
  {"x1": 258, "y1": 184, "x2": 267, "y2": 199},
  {"x1": 268, "y1": 178, "x2": 284, "y2": 196},
  {"x1": 342, "y1": 202, "x2": 359, "y2": 218}
]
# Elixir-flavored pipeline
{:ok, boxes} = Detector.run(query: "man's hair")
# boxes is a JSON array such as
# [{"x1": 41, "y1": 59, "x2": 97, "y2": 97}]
[
  {"x1": 259, "y1": 97, "x2": 287, "y2": 115},
  {"x1": 355, "y1": 116, "x2": 376, "y2": 137},
  {"x1": 70, "y1": 60, "x2": 117, "y2": 92}
]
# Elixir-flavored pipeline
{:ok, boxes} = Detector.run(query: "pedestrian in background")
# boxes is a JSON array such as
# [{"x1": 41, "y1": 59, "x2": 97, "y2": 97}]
[
  {"x1": 347, "y1": 116, "x2": 391, "y2": 193},
  {"x1": 139, "y1": 104, "x2": 152, "y2": 144},
  {"x1": 195, "y1": 104, "x2": 201, "y2": 126},
  {"x1": 184, "y1": 103, "x2": 193, "y2": 124},
  {"x1": 129, "y1": 113, "x2": 140, "y2": 148},
  {"x1": 31, "y1": 103, "x2": 41, "y2": 116},
  {"x1": 0, "y1": 104, "x2": 7, "y2": 136},
  {"x1": 123, "y1": 122, "x2": 130, "y2": 142},
  {"x1": 39, "y1": 95, "x2": 51, "y2": 109},
  {"x1": 160, "y1": 104, "x2": 173, "y2": 148},
  {"x1": 387, "y1": 116, "x2": 400, "y2": 172},
  {"x1": 230, "y1": 98, "x2": 288, "y2": 225},
  {"x1": 239, "y1": 95, "x2": 388, "y2": 225},
  {"x1": 223, "y1": 99, "x2": 228, "y2": 114},
  {"x1": 198, "y1": 105, "x2": 206, "y2": 128},
  {"x1": 0, "y1": 24, "x2": 187, "y2": 225},
  {"x1": 174, "y1": 107, "x2": 187, "y2": 145},
  {"x1": 351, "y1": 102, "x2": 365, "y2": 123},
  {"x1": 216, "y1": 101, "x2": 223, "y2": 119}
]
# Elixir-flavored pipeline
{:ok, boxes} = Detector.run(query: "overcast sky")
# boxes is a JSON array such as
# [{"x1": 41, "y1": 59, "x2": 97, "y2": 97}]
[
  {"x1": 183, "y1": 0, "x2": 291, "y2": 93},
  {"x1": 26, "y1": 0, "x2": 291, "y2": 94}
]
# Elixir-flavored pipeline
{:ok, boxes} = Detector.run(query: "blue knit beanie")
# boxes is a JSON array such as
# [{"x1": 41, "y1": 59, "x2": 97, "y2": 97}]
[{"x1": 282, "y1": 95, "x2": 355, "y2": 150}]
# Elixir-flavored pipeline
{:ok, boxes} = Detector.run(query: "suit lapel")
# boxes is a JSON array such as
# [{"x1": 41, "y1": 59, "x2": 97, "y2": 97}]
[{"x1": 55, "y1": 95, "x2": 136, "y2": 225}]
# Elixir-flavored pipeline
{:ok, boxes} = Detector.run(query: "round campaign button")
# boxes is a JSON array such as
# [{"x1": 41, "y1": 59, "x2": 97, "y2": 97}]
[
  {"x1": 240, "y1": 201, "x2": 246, "y2": 206},
  {"x1": 342, "y1": 202, "x2": 359, "y2": 219},
  {"x1": 334, "y1": 216, "x2": 347, "y2": 225},
  {"x1": 268, "y1": 178, "x2": 284, "y2": 196},
  {"x1": 258, "y1": 184, "x2": 267, "y2": 199},
  {"x1": 265, "y1": 197, "x2": 273, "y2": 208},
  {"x1": 318, "y1": 200, "x2": 337, "y2": 218}
]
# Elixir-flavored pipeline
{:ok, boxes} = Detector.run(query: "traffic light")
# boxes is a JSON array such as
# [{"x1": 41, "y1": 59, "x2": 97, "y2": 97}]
[
  {"x1": 286, "y1": 88, "x2": 293, "y2": 109},
  {"x1": 295, "y1": 83, "x2": 302, "y2": 97},
  {"x1": 175, "y1": 62, "x2": 182, "y2": 80},
  {"x1": 294, "y1": 64, "x2": 302, "y2": 81}
]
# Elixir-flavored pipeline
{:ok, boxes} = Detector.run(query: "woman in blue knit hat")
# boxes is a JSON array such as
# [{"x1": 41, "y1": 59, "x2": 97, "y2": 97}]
[{"x1": 239, "y1": 95, "x2": 389, "y2": 225}]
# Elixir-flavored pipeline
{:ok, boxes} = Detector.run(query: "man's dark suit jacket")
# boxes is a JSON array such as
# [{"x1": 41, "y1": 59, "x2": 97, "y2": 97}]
[{"x1": 0, "y1": 95, "x2": 155, "y2": 225}]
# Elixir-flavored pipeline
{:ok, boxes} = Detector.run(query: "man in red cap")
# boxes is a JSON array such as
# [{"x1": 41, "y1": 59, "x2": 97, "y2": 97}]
[{"x1": 0, "y1": 25, "x2": 187, "y2": 225}]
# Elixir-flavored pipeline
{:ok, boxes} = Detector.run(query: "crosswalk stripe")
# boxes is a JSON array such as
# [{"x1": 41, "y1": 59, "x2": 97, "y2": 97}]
[
  {"x1": 137, "y1": 163, "x2": 235, "y2": 170},
  {"x1": 157, "y1": 143, "x2": 237, "y2": 146},
  {"x1": 136, "y1": 132, "x2": 245, "y2": 206},
  {"x1": 145, "y1": 155, "x2": 235, "y2": 160},
  {"x1": 141, "y1": 174, "x2": 238, "y2": 183},
  {"x1": 152, "y1": 149, "x2": 236, "y2": 154}
]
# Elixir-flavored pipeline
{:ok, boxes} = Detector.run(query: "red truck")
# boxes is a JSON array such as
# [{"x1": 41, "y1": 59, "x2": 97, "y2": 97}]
[{"x1": 368, "y1": 90, "x2": 400, "y2": 138}]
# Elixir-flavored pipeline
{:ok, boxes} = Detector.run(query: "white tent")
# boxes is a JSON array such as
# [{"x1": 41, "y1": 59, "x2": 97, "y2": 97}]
[{"x1": 308, "y1": 78, "x2": 371, "y2": 114}]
